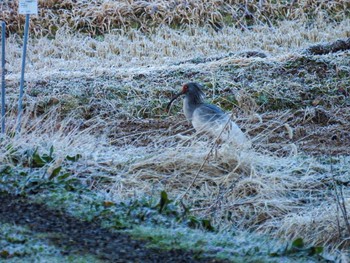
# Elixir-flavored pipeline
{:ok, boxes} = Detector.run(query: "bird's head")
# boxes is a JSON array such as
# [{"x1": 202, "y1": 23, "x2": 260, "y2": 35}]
[{"x1": 166, "y1": 82, "x2": 205, "y2": 112}]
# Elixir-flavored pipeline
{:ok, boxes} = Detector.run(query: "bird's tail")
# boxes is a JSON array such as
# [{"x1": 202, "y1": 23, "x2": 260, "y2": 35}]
[{"x1": 223, "y1": 121, "x2": 251, "y2": 149}]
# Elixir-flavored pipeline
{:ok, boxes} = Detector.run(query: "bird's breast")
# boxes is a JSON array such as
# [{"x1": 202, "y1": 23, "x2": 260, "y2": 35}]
[{"x1": 183, "y1": 97, "x2": 196, "y2": 121}]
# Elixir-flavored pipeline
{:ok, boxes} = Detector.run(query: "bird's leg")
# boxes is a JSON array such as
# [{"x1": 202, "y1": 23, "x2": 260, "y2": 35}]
[{"x1": 213, "y1": 137, "x2": 223, "y2": 160}]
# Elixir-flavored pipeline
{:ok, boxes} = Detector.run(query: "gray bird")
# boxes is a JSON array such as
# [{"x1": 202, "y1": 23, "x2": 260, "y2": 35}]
[{"x1": 167, "y1": 82, "x2": 249, "y2": 147}]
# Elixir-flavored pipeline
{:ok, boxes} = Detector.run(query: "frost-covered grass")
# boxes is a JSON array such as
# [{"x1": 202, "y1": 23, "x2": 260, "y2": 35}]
[
  {"x1": 1, "y1": 104, "x2": 350, "y2": 255},
  {"x1": 0, "y1": 223, "x2": 104, "y2": 262},
  {"x1": 4, "y1": 19, "x2": 350, "y2": 84},
  {"x1": 1, "y1": 0, "x2": 349, "y2": 36},
  {"x1": 1, "y1": 5, "x2": 350, "y2": 260},
  {"x1": 129, "y1": 225, "x2": 330, "y2": 263}
]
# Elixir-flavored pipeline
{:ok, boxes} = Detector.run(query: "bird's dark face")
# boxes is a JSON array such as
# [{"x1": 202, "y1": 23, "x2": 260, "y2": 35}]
[{"x1": 166, "y1": 82, "x2": 205, "y2": 112}]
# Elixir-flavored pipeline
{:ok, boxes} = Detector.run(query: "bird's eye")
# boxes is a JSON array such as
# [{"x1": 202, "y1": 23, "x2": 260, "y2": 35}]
[{"x1": 182, "y1": 85, "x2": 189, "y2": 92}]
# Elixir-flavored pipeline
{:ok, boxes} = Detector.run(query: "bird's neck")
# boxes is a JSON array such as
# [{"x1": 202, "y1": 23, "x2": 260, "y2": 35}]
[{"x1": 183, "y1": 95, "x2": 203, "y2": 121}]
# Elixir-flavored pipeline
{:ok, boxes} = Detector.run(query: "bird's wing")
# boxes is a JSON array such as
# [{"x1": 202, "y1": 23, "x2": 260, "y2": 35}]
[
  {"x1": 192, "y1": 104, "x2": 228, "y2": 132},
  {"x1": 195, "y1": 103, "x2": 227, "y2": 121},
  {"x1": 192, "y1": 103, "x2": 250, "y2": 148}
]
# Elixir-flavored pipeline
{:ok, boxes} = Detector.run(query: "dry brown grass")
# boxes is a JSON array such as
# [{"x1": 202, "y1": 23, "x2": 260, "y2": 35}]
[
  {"x1": 4, "y1": 18, "x2": 350, "y2": 85},
  {"x1": 1, "y1": 96, "x2": 349, "y2": 252},
  {"x1": 1, "y1": 0, "x2": 349, "y2": 35},
  {"x1": 1, "y1": 0, "x2": 350, "y2": 256}
]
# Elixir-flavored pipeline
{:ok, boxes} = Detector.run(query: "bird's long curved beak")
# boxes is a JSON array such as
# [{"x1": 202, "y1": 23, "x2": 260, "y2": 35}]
[{"x1": 166, "y1": 92, "x2": 183, "y2": 113}]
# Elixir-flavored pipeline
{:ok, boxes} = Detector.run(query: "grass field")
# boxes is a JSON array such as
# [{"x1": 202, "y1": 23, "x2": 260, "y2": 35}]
[{"x1": 1, "y1": 0, "x2": 350, "y2": 261}]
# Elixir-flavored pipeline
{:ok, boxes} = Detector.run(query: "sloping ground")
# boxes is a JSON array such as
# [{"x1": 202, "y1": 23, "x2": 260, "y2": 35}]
[
  {"x1": 4, "y1": 39, "x2": 350, "y2": 155},
  {"x1": 1, "y1": 17, "x2": 350, "y2": 261}
]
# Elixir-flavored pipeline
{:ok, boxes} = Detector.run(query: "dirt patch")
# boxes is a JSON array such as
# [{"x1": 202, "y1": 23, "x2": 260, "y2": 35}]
[
  {"x1": 0, "y1": 193, "x2": 227, "y2": 262},
  {"x1": 108, "y1": 106, "x2": 350, "y2": 156},
  {"x1": 306, "y1": 38, "x2": 350, "y2": 55},
  {"x1": 108, "y1": 117, "x2": 193, "y2": 147}
]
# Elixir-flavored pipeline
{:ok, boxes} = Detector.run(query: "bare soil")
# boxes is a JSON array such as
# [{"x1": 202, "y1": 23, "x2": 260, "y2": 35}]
[{"x1": 109, "y1": 106, "x2": 350, "y2": 156}]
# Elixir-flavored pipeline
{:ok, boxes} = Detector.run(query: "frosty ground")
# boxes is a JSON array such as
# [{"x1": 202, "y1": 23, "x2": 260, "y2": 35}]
[{"x1": 1, "y1": 4, "x2": 350, "y2": 261}]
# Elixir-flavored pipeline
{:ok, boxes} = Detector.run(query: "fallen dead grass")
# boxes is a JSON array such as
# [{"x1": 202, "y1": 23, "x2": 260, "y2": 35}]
[
  {"x1": 1, "y1": 5, "x2": 350, "y2": 256},
  {"x1": 1, "y1": 0, "x2": 349, "y2": 36},
  {"x1": 1, "y1": 102, "x2": 349, "y2": 252},
  {"x1": 4, "y1": 19, "x2": 350, "y2": 80}
]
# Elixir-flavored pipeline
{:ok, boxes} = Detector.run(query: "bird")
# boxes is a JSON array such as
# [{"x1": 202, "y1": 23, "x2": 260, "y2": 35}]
[{"x1": 167, "y1": 82, "x2": 250, "y2": 148}]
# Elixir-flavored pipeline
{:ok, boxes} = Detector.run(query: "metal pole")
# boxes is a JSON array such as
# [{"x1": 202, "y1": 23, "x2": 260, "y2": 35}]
[
  {"x1": 1, "y1": 21, "x2": 5, "y2": 134},
  {"x1": 17, "y1": 14, "x2": 30, "y2": 133}
]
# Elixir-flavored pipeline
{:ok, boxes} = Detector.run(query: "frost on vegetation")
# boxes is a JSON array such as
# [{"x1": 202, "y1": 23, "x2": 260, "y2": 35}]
[
  {"x1": 1, "y1": 102, "x2": 350, "y2": 251},
  {"x1": 0, "y1": 223, "x2": 61, "y2": 260},
  {"x1": 117, "y1": 134, "x2": 350, "y2": 251},
  {"x1": 1, "y1": 8, "x2": 350, "y2": 256},
  {"x1": 129, "y1": 225, "x2": 310, "y2": 262},
  {"x1": 4, "y1": 19, "x2": 350, "y2": 82}
]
